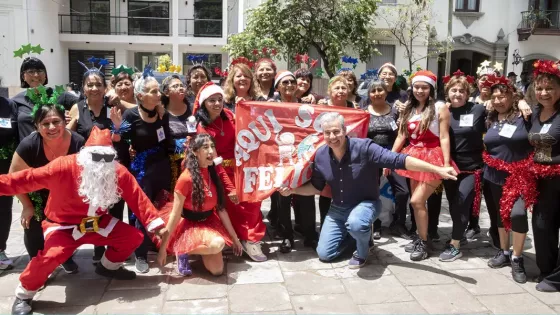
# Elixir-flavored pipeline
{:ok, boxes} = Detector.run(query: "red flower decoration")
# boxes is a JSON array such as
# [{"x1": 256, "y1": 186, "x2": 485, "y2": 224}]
[
  {"x1": 452, "y1": 69, "x2": 465, "y2": 77},
  {"x1": 252, "y1": 49, "x2": 259, "y2": 55},
  {"x1": 442, "y1": 75, "x2": 451, "y2": 84},
  {"x1": 302, "y1": 53, "x2": 309, "y2": 63},
  {"x1": 262, "y1": 47, "x2": 268, "y2": 54},
  {"x1": 294, "y1": 54, "x2": 302, "y2": 63},
  {"x1": 310, "y1": 59, "x2": 318, "y2": 69},
  {"x1": 466, "y1": 75, "x2": 475, "y2": 84},
  {"x1": 533, "y1": 59, "x2": 560, "y2": 78},
  {"x1": 271, "y1": 49, "x2": 277, "y2": 55}
]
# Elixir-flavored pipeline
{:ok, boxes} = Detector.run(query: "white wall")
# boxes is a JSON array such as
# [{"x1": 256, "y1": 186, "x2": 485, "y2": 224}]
[{"x1": 0, "y1": 0, "x2": 28, "y2": 90}]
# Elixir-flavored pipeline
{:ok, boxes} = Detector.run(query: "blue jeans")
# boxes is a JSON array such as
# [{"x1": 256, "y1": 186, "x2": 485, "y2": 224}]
[{"x1": 316, "y1": 200, "x2": 380, "y2": 261}]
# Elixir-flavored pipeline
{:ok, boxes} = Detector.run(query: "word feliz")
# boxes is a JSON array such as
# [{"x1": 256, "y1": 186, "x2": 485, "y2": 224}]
[{"x1": 235, "y1": 105, "x2": 334, "y2": 192}]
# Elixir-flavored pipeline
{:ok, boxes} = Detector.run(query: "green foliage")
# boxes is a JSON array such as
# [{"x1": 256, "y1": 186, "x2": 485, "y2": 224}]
[{"x1": 224, "y1": 0, "x2": 380, "y2": 78}]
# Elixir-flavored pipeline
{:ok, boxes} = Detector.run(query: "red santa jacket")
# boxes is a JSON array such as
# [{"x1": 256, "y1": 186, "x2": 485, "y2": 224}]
[{"x1": 0, "y1": 154, "x2": 164, "y2": 236}]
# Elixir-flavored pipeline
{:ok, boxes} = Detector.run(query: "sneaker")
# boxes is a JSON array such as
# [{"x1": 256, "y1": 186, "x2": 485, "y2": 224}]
[
  {"x1": 135, "y1": 257, "x2": 149, "y2": 273},
  {"x1": 536, "y1": 280, "x2": 559, "y2": 292},
  {"x1": 60, "y1": 258, "x2": 79, "y2": 274},
  {"x1": 92, "y1": 246, "x2": 105, "y2": 266},
  {"x1": 0, "y1": 250, "x2": 13, "y2": 270},
  {"x1": 390, "y1": 224, "x2": 412, "y2": 240},
  {"x1": 372, "y1": 231, "x2": 381, "y2": 240},
  {"x1": 410, "y1": 239, "x2": 429, "y2": 261},
  {"x1": 511, "y1": 257, "x2": 527, "y2": 284},
  {"x1": 465, "y1": 226, "x2": 481, "y2": 240},
  {"x1": 279, "y1": 238, "x2": 294, "y2": 254},
  {"x1": 95, "y1": 263, "x2": 136, "y2": 280},
  {"x1": 177, "y1": 254, "x2": 192, "y2": 276},
  {"x1": 348, "y1": 251, "x2": 367, "y2": 269},
  {"x1": 241, "y1": 241, "x2": 267, "y2": 262},
  {"x1": 488, "y1": 250, "x2": 510, "y2": 268},
  {"x1": 439, "y1": 244, "x2": 463, "y2": 262},
  {"x1": 429, "y1": 232, "x2": 440, "y2": 242},
  {"x1": 12, "y1": 297, "x2": 32, "y2": 315},
  {"x1": 445, "y1": 237, "x2": 468, "y2": 247},
  {"x1": 405, "y1": 237, "x2": 420, "y2": 253}
]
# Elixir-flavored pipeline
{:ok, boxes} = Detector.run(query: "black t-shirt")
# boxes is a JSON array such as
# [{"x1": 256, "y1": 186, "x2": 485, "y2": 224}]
[
  {"x1": 12, "y1": 90, "x2": 79, "y2": 141},
  {"x1": 528, "y1": 107, "x2": 560, "y2": 165},
  {"x1": 168, "y1": 110, "x2": 190, "y2": 140},
  {"x1": 0, "y1": 96, "x2": 18, "y2": 154},
  {"x1": 366, "y1": 105, "x2": 399, "y2": 149},
  {"x1": 483, "y1": 116, "x2": 532, "y2": 185},
  {"x1": 121, "y1": 106, "x2": 173, "y2": 154},
  {"x1": 448, "y1": 102, "x2": 486, "y2": 171}
]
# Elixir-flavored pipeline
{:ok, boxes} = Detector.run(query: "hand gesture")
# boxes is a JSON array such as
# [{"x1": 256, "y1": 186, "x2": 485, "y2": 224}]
[
  {"x1": 232, "y1": 239, "x2": 243, "y2": 256},
  {"x1": 64, "y1": 110, "x2": 72, "y2": 125},
  {"x1": 228, "y1": 192, "x2": 239, "y2": 204},
  {"x1": 156, "y1": 247, "x2": 167, "y2": 266},
  {"x1": 154, "y1": 226, "x2": 169, "y2": 240},
  {"x1": 277, "y1": 186, "x2": 293, "y2": 197},
  {"x1": 110, "y1": 107, "x2": 122, "y2": 129},
  {"x1": 517, "y1": 99, "x2": 532, "y2": 120},
  {"x1": 107, "y1": 91, "x2": 121, "y2": 108},
  {"x1": 20, "y1": 206, "x2": 34, "y2": 229},
  {"x1": 395, "y1": 101, "x2": 407, "y2": 113},
  {"x1": 437, "y1": 166, "x2": 458, "y2": 180},
  {"x1": 301, "y1": 94, "x2": 317, "y2": 104},
  {"x1": 317, "y1": 98, "x2": 328, "y2": 105}
]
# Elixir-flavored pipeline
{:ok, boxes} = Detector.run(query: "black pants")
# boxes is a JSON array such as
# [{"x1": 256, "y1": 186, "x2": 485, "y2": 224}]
[
  {"x1": 319, "y1": 196, "x2": 331, "y2": 229},
  {"x1": 483, "y1": 179, "x2": 528, "y2": 233},
  {"x1": 278, "y1": 194, "x2": 317, "y2": 241},
  {"x1": 94, "y1": 199, "x2": 126, "y2": 258},
  {"x1": 443, "y1": 173, "x2": 476, "y2": 240},
  {"x1": 0, "y1": 159, "x2": 12, "y2": 251},
  {"x1": 532, "y1": 176, "x2": 560, "y2": 277},
  {"x1": 268, "y1": 192, "x2": 279, "y2": 226}
]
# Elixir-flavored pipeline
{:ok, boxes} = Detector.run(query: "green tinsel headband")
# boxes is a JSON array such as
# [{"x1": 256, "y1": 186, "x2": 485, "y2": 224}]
[{"x1": 26, "y1": 85, "x2": 66, "y2": 119}]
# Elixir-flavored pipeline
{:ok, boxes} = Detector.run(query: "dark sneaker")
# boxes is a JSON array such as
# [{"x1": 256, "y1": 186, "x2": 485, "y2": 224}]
[
  {"x1": 92, "y1": 246, "x2": 105, "y2": 265},
  {"x1": 465, "y1": 226, "x2": 481, "y2": 240},
  {"x1": 439, "y1": 244, "x2": 463, "y2": 262},
  {"x1": 95, "y1": 263, "x2": 136, "y2": 280},
  {"x1": 511, "y1": 257, "x2": 527, "y2": 284},
  {"x1": 428, "y1": 232, "x2": 440, "y2": 242},
  {"x1": 11, "y1": 297, "x2": 32, "y2": 315},
  {"x1": 348, "y1": 251, "x2": 367, "y2": 269},
  {"x1": 390, "y1": 224, "x2": 412, "y2": 240},
  {"x1": 0, "y1": 250, "x2": 13, "y2": 270},
  {"x1": 279, "y1": 238, "x2": 294, "y2": 254},
  {"x1": 488, "y1": 250, "x2": 510, "y2": 268},
  {"x1": 177, "y1": 253, "x2": 192, "y2": 276},
  {"x1": 372, "y1": 231, "x2": 381, "y2": 240},
  {"x1": 60, "y1": 258, "x2": 79, "y2": 274},
  {"x1": 536, "y1": 280, "x2": 559, "y2": 292},
  {"x1": 445, "y1": 237, "x2": 468, "y2": 247},
  {"x1": 405, "y1": 237, "x2": 420, "y2": 253},
  {"x1": 135, "y1": 257, "x2": 149, "y2": 274},
  {"x1": 410, "y1": 239, "x2": 429, "y2": 261}
]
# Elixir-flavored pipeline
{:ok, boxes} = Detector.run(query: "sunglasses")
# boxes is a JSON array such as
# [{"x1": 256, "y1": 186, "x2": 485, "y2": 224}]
[
  {"x1": 280, "y1": 80, "x2": 297, "y2": 86},
  {"x1": 91, "y1": 153, "x2": 116, "y2": 162}
]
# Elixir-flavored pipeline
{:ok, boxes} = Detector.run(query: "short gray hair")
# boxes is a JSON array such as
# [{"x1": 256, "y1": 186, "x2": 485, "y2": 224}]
[{"x1": 320, "y1": 112, "x2": 345, "y2": 129}]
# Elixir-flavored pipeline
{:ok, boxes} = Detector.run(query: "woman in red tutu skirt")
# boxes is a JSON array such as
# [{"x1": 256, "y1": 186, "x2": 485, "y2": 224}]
[
  {"x1": 390, "y1": 70, "x2": 459, "y2": 261},
  {"x1": 156, "y1": 133, "x2": 243, "y2": 276}
]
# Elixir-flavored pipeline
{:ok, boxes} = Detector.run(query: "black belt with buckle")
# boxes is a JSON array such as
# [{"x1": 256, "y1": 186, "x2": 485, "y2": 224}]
[
  {"x1": 46, "y1": 216, "x2": 100, "y2": 233},
  {"x1": 181, "y1": 208, "x2": 213, "y2": 222}
]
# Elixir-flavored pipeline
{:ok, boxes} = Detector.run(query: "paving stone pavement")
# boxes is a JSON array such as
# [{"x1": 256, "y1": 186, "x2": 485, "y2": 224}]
[{"x1": 1, "y1": 196, "x2": 559, "y2": 314}]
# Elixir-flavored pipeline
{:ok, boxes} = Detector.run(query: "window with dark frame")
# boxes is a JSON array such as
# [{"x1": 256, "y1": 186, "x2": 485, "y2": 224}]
[
  {"x1": 182, "y1": 53, "x2": 223, "y2": 79},
  {"x1": 69, "y1": 0, "x2": 110, "y2": 35},
  {"x1": 455, "y1": 0, "x2": 480, "y2": 12},
  {"x1": 128, "y1": 0, "x2": 170, "y2": 36}
]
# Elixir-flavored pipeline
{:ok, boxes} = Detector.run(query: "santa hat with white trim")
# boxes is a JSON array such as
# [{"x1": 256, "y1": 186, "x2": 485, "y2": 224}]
[
  {"x1": 411, "y1": 70, "x2": 437, "y2": 88},
  {"x1": 191, "y1": 82, "x2": 225, "y2": 115}
]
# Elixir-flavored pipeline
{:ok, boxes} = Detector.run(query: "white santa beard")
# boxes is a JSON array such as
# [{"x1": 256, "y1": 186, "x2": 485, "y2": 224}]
[{"x1": 77, "y1": 147, "x2": 122, "y2": 211}]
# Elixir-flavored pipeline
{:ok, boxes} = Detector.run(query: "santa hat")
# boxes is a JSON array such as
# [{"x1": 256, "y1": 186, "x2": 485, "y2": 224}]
[
  {"x1": 274, "y1": 70, "x2": 295, "y2": 88},
  {"x1": 85, "y1": 126, "x2": 112, "y2": 147},
  {"x1": 379, "y1": 62, "x2": 398, "y2": 74},
  {"x1": 191, "y1": 82, "x2": 225, "y2": 115},
  {"x1": 411, "y1": 70, "x2": 437, "y2": 87}
]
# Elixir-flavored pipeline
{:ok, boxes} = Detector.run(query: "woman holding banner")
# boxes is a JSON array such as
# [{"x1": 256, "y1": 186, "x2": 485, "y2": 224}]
[{"x1": 194, "y1": 82, "x2": 268, "y2": 262}]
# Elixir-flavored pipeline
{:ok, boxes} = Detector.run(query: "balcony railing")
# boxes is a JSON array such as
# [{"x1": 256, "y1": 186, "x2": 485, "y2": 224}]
[
  {"x1": 179, "y1": 18, "x2": 222, "y2": 37},
  {"x1": 519, "y1": 10, "x2": 560, "y2": 33},
  {"x1": 59, "y1": 14, "x2": 171, "y2": 36}
]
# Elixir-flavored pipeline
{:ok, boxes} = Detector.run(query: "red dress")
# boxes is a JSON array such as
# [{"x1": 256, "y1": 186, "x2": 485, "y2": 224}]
[
  {"x1": 155, "y1": 168, "x2": 232, "y2": 255},
  {"x1": 396, "y1": 103, "x2": 459, "y2": 182},
  {"x1": 197, "y1": 109, "x2": 266, "y2": 242}
]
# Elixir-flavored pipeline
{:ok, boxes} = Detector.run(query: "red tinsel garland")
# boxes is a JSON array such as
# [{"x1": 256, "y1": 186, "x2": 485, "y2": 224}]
[
  {"x1": 464, "y1": 169, "x2": 483, "y2": 217},
  {"x1": 482, "y1": 152, "x2": 538, "y2": 231}
]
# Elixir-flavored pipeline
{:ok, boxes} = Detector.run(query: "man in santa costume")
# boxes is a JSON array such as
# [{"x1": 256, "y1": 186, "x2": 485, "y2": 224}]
[{"x1": 0, "y1": 126, "x2": 168, "y2": 315}]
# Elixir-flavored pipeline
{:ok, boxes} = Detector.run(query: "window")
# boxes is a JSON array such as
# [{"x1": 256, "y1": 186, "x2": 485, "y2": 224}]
[
  {"x1": 128, "y1": 1, "x2": 170, "y2": 36},
  {"x1": 193, "y1": 0, "x2": 223, "y2": 37},
  {"x1": 455, "y1": 0, "x2": 480, "y2": 12},
  {"x1": 69, "y1": 0, "x2": 110, "y2": 34},
  {"x1": 366, "y1": 45, "x2": 395, "y2": 70},
  {"x1": 183, "y1": 53, "x2": 223, "y2": 79},
  {"x1": 380, "y1": 0, "x2": 397, "y2": 5},
  {"x1": 69, "y1": 50, "x2": 115, "y2": 88}
]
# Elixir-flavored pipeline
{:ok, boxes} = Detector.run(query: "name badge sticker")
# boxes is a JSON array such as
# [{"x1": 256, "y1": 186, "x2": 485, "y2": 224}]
[
  {"x1": 390, "y1": 120, "x2": 398, "y2": 131},
  {"x1": 156, "y1": 127, "x2": 166, "y2": 142},
  {"x1": 499, "y1": 123, "x2": 517, "y2": 138},
  {"x1": 459, "y1": 114, "x2": 474, "y2": 127},
  {"x1": 0, "y1": 118, "x2": 12, "y2": 129},
  {"x1": 540, "y1": 124, "x2": 552, "y2": 134}
]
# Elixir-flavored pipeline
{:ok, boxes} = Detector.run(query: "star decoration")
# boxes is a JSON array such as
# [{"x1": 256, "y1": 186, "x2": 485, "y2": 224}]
[
  {"x1": 30, "y1": 44, "x2": 45, "y2": 54},
  {"x1": 98, "y1": 59, "x2": 109, "y2": 66},
  {"x1": 480, "y1": 60, "x2": 491, "y2": 67},
  {"x1": 157, "y1": 64, "x2": 167, "y2": 73},
  {"x1": 21, "y1": 44, "x2": 33, "y2": 54},
  {"x1": 494, "y1": 62, "x2": 503, "y2": 72},
  {"x1": 13, "y1": 48, "x2": 25, "y2": 58},
  {"x1": 169, "y1": 65, "x2": 177, "y2": 73}
]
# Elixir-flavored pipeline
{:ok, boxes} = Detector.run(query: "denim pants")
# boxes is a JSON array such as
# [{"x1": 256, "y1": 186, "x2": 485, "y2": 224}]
[{"x1": 316, "y1": 200, "x2": 380, "y2": 261}]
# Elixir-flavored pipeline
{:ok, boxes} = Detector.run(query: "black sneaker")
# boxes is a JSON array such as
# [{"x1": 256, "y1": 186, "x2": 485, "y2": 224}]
[
  {"x1": 372, "y1": 231, "x2": 381, "y2": 240},
  {"x1": 92, "y1": 246, "x2": 105, "y2": 265},
  {"x1": 303, "y1": 239, "x2": 318, "y2": 250},
  {"x1": 465, "y1": 226, "x2": 481, "y2": 240},
  {"x1": 405, "y1": 237, "x2": 420, "y2": 253},
  {"x1": 95, "y1": 263, "x2": 136, "y2": 280},
  {"x1": 135, "y1": 257, "x2": 149, "y2": 274},
  {"x1": 279, "y1": 238, "x2": 294, "y2": 254},
  {"x1": 410, "y1": 239, "x2": 429, "y2": 261},
  {"x1": 488, "y1": 250, "x2": 510, "y2": 268},
  {"x1": 60, "y1": 258, "x2": 79, "y2": 274},
  {"x1": 428, "y1": 232, "x2": 440, "y2": 242},
  {"x1": 12, "y1": 297, "x2": 32, "y2": 315},
  {"x1": 511, "y1": 257, "x2": 527, "y2": 284},
  {"x1": 439, "y1": 244, "x2": 463, "y2": 262},
  {"x1": 390, "y1": 224, "x2": 412, "y2": 240}
]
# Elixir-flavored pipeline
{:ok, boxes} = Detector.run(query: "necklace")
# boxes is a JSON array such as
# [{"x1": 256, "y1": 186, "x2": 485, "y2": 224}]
[
  {"x1": 214, "y1": 118, "x2": 225, "y2": 136},
  {"x1": 205, "y1": 178, "x2": 213, "y2": 197}
]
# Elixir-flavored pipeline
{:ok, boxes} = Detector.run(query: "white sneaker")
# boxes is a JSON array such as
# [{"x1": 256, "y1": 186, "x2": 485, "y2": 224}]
[
  {"x1": 0, "y1": 250, "x2": 13, "y2": 270},
  {"x1": 241, "y1": 241, "x2": 267, "y2": 262}
]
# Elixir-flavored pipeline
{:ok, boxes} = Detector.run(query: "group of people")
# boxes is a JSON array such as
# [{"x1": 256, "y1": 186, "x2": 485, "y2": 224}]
[{"x1": 0, "y1": 54, "x2": 559, "y2": 314}]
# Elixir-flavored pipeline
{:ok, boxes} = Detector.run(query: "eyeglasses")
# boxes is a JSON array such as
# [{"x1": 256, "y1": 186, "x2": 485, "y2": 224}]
[
  {"x1": 25, "y1": 69, "x2": 45, "y2": 76},
  {"x1": 91, "y1": 152, "x2": 116, "y2": 162},
  {"x1": 39, "y1": 120, "x2": 63, "y2": 129},
  {"x1": 379, "y1": 71, "x2": 395, "y2": 78},
  {"x1": 280, "y1": 80, "x2": 297, "y2": 86}
]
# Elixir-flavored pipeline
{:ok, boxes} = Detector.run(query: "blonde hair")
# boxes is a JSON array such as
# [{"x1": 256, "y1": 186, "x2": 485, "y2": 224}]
[
  {"x1": 328, "y1": 76, "x2": 349, "y2": 95},
  {"x1": 338, "y1": 70, "x2": 358, "y2": 95},
  {"x1": 224, "y1": 64, "x2": 258, "y2": 103}
]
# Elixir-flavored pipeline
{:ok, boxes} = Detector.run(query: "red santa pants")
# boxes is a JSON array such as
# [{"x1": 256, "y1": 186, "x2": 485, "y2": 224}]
[{"x1": 20, "y1": 220, "x2": 143, "y2": 292}]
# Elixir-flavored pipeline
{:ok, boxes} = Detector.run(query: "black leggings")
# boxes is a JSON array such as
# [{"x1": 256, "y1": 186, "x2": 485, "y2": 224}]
[
  {"x1": 277, "y1": 194, "x2": 317, "y2": 241},
  {"x1": 443, "y1": 173, "x2": 477, "y2": 240},
  {"x1": 483, "y1": 179, "x2": 528, "y2": 233},
  {"x1": 0, "y1": 159, "x2": 12, "y2": 251},
  {"x1": 532, "y1": 176, "x2": 560, "y2": 276},
  {"x1": 319, "y1": 196, "x2": 331, "y2": 229}
]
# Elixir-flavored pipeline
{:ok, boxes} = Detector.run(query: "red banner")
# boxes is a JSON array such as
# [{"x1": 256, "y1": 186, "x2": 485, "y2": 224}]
[{"x1": 234, "y1": 101, "x2": 370, "y2": 203}]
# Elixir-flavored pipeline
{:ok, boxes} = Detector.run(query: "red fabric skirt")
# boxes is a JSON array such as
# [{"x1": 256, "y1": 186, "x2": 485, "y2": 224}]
[
  {"x1": 152, "y1": 196, "x2": 232, "y2": 256},
  {"x1": 395, "y1": 145, "x2": 459, "y2": 182}
]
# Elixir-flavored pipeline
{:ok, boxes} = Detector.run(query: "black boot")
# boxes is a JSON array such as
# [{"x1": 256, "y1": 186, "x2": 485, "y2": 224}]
[
  {"x1": 12, "y1": 298, "x2": 32, "y2": 315},
  {"x1": 95, "y1": 263, "x2": 136, "y2": 280},
  {"x1": 279, "y1": 238, "x2": 294, "y2": 253}
]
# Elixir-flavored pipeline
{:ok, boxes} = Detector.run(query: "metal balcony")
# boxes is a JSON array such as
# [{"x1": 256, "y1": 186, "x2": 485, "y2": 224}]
[
  {"x1": 517, "y1": 10, "x2": 560, "y2": 40},
  {"x1": 59, "y1": 14, "x2": 171, "y2": 36}
]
